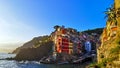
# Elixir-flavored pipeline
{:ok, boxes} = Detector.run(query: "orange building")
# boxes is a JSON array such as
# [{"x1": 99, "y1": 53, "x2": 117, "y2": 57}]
[
  {"x1": 56, "y1": 35, "x2": 70, "y2": 54},
  {"x1": 53, "y1": 26, "x2": 82, "y2": 55},
  {"x1": 54, "y1": 27, "x2": 73, "y2": 54}
]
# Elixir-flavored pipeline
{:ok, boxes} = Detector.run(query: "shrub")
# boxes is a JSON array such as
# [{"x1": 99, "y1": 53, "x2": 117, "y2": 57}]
[{"x1": 110, "y1": 45, "x2": 120, "y2": 54}]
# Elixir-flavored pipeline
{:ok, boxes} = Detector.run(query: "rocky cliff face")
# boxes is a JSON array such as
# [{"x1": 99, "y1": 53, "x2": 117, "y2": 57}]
[
  {"x1": 13, "y1": 36, "x2": 54, "y2": 61},
  {"x1": 12, "y1": 36, "x2": 49, "y2": 54},
  {"x1": 14, "y1": 41, "x2": 53, "y2": 61},
  {"x1": 97, "y1": 0, "x2": 120, "y2": 67}
]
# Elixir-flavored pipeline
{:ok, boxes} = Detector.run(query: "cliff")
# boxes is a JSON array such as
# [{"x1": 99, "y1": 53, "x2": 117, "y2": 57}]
[
  {"x1": 14, "y1": 36, "x2": 54, "y2": 61},
  {"x1": 14, "y1": 41, "x2": 53, "y2": 61},
  {"x1": 97, "y1": 0, "x2": 120, "y2": 67},
  {"x1": 12, "y1": 36, "x2": 49, "y2": 54}
]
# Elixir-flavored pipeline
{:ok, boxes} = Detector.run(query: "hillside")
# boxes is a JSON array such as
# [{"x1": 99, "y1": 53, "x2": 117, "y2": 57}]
[
  {"x1": 14, "y1": 36, "x2": 53, "y2": 61},
  {"x1": 14, "y1": 41, "x2": 53, "y2": 61},
  {"x1": 13, "y1": 27, "x2": 103, "y2": 61},
  {"x1": 96, "y1": 0, "x2": 120, "y2": 67},
  {"x1": 82, "y1": 28, "x2": 104, "y2": 35},
  {"x1": 12, "y1": 36, "x2": 49, "y2": 54}
]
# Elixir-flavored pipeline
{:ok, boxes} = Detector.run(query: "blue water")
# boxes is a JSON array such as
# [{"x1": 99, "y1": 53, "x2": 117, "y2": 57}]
[{"x1": 0, "y1": 53, "x2": 89, "y2": 68}]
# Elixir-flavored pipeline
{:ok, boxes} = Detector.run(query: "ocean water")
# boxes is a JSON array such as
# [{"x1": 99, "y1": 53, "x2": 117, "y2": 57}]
[{"x1": 0, "y1": 53, "x2": 89, "y2": 68}]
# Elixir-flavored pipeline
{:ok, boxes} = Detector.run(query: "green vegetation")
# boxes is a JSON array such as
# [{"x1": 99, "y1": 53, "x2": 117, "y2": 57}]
[
  {"x1": 33, "y1": 36, "x2": 50, "y2": 48},
  {"x1": 15, "y1": 40, "x2": 53, "y2": 61},
  {"x1": 89, "y1": 57, "x2": 118, "y2": 68},
  {"x1": 97, "y1": 56, "x2": 117, "y2": 68},
  {"x1": 105, "y1": 5, "x2": 117, "y2": 25},
  {"x1": 83, "y1": 28, "x2": 103, "y2": 35},
  {"x1": 89, "y1": 62, "x2": 98, "y2": 68},
  {"x1": 97, "y1": 42, "x2": 120, "y2": 67},
  {"x1": 100, "y1": 54, "x2": 104, "y2": 59},
  {"x1": 97, "y1": 41, "x2": 120, "y2": 67},
  {"x1": 110, "y1": 45, "x2": 120, "y2": 54},
  {"x1": 14, "y1": 35, "x2": 53, "y2": 61},
  {"x1": 116, "y1": 37, "x2": 120, "y2": 45}
]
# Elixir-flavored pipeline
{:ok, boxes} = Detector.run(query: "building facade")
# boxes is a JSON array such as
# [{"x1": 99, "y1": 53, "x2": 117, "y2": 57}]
[{"x1": 51, "y1": 26, "x2": 81, "y2": 55}]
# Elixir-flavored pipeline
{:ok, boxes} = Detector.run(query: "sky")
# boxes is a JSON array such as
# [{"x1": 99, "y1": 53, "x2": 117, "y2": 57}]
[{"x1": 0, "y1": 0, "x2": 113, "y2": 52}]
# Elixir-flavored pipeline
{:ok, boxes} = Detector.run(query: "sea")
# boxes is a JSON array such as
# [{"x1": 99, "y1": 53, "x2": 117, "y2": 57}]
[{"x1": 0, "y1": 53, "x2": 90, "y2": 68}]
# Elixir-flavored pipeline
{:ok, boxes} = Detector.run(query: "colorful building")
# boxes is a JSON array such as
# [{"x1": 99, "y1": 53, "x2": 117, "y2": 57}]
[
  {"x1": 55, "y1": 27, "x2": 70, "y2": 54},
  {"x1": 52, "y1": 26, "x2": 81, "y2": 55}
]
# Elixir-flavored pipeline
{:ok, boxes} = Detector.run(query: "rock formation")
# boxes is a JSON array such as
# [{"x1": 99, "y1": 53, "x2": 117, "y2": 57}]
[
  {"x1": 14, "y1": 36, "x2": 54, "y2": 61},
  {"x1": 97, "y1": 0, "x2": 120, "y2": 67}
]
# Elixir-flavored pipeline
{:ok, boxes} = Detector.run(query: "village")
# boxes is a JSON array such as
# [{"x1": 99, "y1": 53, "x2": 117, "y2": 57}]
[
  {"x1": 0, "y1": 0, "x2": 120, "y2": 68},
  {"x1": 40, "y1": 25, "x2": 101, "y2": 64}
]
